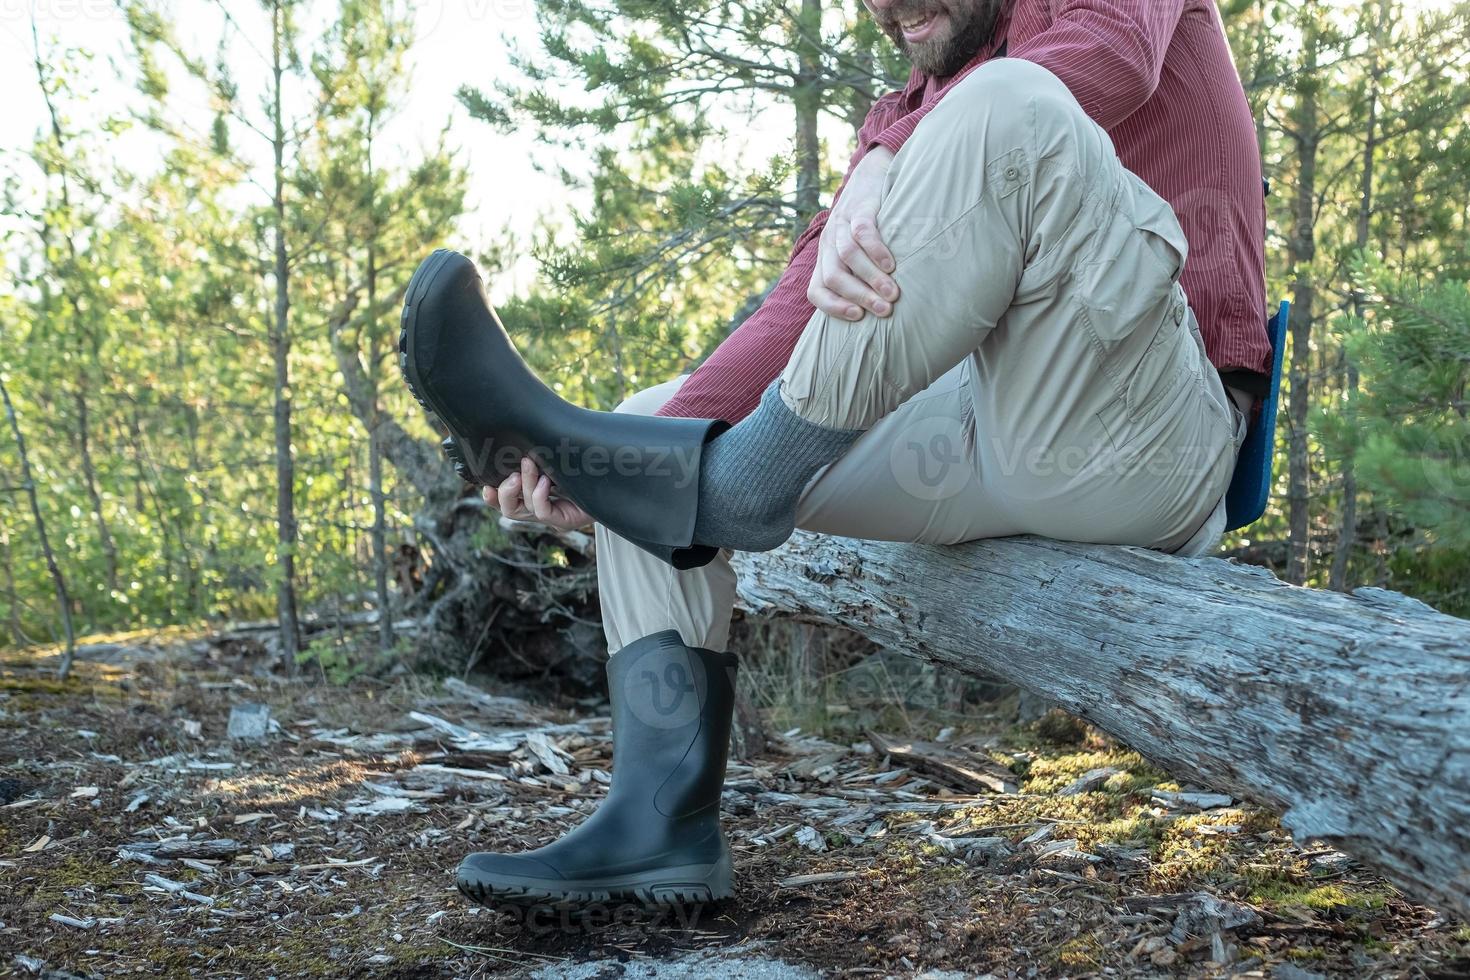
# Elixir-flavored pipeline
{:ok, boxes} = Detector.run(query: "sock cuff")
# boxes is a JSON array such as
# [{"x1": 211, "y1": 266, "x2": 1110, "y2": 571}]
[{"x1": 755, "y1": 380, "x2": 863, "y2": 461}]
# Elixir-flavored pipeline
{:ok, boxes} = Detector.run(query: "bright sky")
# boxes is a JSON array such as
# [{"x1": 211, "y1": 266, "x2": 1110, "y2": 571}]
[
  {"x1": 0, "y1": 0, "x2": 806, "y2": 299},
  {"x1": 0, "y1": 0, "x2": 1458, "y2": 298}
]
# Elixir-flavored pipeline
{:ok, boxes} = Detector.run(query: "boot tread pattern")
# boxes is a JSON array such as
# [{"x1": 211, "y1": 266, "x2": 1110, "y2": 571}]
[{"x1": 455, "y1": 875, "x2": 728, "y2": 908}]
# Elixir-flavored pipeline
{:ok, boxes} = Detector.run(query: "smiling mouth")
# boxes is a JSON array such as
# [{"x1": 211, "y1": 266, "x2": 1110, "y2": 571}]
[{"x1": 896, "y1": 9, "x2": 943, "y2": 42}]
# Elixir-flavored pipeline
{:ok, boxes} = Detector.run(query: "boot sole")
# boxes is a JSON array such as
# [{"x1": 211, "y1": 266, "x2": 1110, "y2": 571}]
[
  {"x1": 455, "y1": 858, "x2": 733, "y2": 908},
  {"x1": 399, "y1": 248, "x2": 487, "y2": 486}
]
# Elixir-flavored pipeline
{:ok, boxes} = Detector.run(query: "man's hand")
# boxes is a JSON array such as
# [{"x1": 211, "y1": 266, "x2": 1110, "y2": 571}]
[
  {"x1": 809, "y1": 146, "x2": 899, "y2": 321},
  {"x1": 482, "y1": 455, "x2": 593, "y2": 531}
]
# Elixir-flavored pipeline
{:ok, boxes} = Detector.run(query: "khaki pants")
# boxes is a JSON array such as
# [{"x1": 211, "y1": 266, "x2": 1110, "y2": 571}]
[{"x1": 596, "y1": 58, "x2": 1247, "y2": 655}]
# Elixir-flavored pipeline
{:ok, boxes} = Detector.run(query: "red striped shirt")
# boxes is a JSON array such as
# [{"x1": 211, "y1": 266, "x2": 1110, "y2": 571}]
[{"x1": 657, "y1": 0, "x2": 1269, "y2": 424}]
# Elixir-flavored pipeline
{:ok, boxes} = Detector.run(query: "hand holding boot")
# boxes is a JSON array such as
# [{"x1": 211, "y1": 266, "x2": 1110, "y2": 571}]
[{"x1": 483, "y1": 456, "x2": 593, "y2": 531}]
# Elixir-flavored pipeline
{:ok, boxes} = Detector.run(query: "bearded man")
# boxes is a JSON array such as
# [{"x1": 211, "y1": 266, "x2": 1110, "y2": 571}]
[{"x1": 400, "y1": 0, "x2": 1269, "y2": 905}]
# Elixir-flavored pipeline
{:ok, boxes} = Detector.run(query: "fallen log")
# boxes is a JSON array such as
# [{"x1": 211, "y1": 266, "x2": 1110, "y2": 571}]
[{"x1": 732, "y1": 531, "x2": 1470, "y2": 919}]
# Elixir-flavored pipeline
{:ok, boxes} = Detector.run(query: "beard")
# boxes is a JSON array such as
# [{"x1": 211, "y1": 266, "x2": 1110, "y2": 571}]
[{"x1": 874, "y1": 0, "x2": 1007, "y2": 78}]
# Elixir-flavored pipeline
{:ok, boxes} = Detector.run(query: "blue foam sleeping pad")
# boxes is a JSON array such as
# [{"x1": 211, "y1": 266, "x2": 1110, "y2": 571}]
[{"x1": 1223, "y1": 300, "x2": 1290, "y2": 532}]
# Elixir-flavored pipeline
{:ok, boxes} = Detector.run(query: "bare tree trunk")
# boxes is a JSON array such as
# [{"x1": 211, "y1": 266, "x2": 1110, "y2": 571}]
[
  {"x1": 32, "y1": 23, "x2": 119, "y2": 611},
  {"x1": 73, "y1": 388, "x2": 119, "y2": 599},
  {"x1": 1, "y1": 527, "x2": 28, "y2": 646},
  {"x1": 366, "y1": 245, "x2": 393, "y2": 654},
  {"x1": 1330, "y1": 0, "x2": 1389, "y2": 592},
  {"x1": 269, "y1": 0, "x2": 300, "y2": 670},
  {"x1": 1, "y1": 375, "x2": 76, "y2": 678},
  {"x1": 1286, "y1": 8, "x2": 1321, "y2": 586},
  {"x1": 792, "y1": 0, "x2": 823, "y2": 229},
  {"x1": 847, "y1": 47, "x2": 875, "y2": 139}
]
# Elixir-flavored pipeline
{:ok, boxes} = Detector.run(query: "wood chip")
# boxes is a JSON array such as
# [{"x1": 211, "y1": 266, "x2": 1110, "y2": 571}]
[
  {"x1": 867, "y1": 731, "x2": 1018, "y2": 794},
  {"x1": 1151, "y1": 789, "x2": 1234, "y2": 811},
  {"x1": 293, "y1": 858, "x2": 377, "y2": 871},
  {"x1": 49, "y1": 913, "x2": 96, "y2": 929},
  {"x1": 795, "y1": 826, "x2": 827, "y2": 852},
  {"x1": 24, "y1": 835, "x2": 51, "y2": 853},
  {"x1": 118, "y1": 838, "x2": 242, "y2": 861},
  {"x1": 1059, "y1": 766, "x2": 1123, "y2": 795},
  {"x1": 777, "y1": 871, "x2": 860, "y2": 888}
]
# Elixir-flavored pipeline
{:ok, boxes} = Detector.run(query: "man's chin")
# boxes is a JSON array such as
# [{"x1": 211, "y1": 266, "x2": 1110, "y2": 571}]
[{"x1": 907, "y1": 42, "x2": 968, "y2": 77}]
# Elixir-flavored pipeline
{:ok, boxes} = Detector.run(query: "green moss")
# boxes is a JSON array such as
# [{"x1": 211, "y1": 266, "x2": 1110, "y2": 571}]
[
  {"x1": 1249, "y1": 881, "x2": 1394, "y2": 912},
  {"x1": 877, "y1": 837, "x2": 974, "y2": 884},
  {"x1": 1074, "y1": 811, "x2": 1169, "y2": 851},
  {"x1": 0, "y1": 668, "x2": 127, "y2": 712},
  {"x1": 1056, "y1": 935, "x2": 1103, "y2": 969},
  {"x1": 1148, "y1": 809, "x2": 1282, "y2": 890},
  {"x1": 1019, "y1": 748, "x2": 1166, "y2": 795},
  {"x1": 23, "y1": 855, "x2": 134, "y2": 909},
  {"x1": 949, "y1": 789, "x2": 1124, "y2": 835}
]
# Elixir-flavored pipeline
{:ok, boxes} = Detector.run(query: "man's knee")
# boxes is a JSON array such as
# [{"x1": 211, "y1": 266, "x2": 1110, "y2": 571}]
[
  {"x1": 915, "y1": 57, "x2": 1086, "y2": 150},
  {"x1": 613, "y1": 376, "x2": 687, "y2": 417}
]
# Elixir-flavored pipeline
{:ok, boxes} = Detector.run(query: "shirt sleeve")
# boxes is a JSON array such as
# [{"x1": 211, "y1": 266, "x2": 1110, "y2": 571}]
[
  {"x1": 654, "y1": 97, "x2": 906, "y2": 424},
  {"x1": 652, "y1": 227, "x2": 822, "y2": 424},
  {"x1": 1009, "y1": 0, "x2": 1186, "y2": 130},
  {"x1": 866, "y1": 0, "x2": 1186, "y2": 153}
]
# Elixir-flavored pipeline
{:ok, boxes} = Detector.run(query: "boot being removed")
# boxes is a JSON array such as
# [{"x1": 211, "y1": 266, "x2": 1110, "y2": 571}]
[
  {"x1": 455, "y1": 631, "x2": 738, "y2": 906},
  {"x1": 399, "y1": 249, "x2": 729, "y2": 569}
]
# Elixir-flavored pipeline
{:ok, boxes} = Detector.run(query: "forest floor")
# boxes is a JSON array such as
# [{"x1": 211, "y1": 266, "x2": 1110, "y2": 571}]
[{"x1": 2, "y1": 630, "x2": 1469, "y2": 980}]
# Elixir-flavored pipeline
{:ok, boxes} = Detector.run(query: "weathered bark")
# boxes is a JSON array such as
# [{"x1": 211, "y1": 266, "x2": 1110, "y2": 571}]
[{"x1": 732, "y1": 531, "x2": 1470, "y2": 919}]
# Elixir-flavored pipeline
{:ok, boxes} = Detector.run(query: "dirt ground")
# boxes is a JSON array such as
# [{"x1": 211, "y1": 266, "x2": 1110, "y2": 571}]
[{"x1": 3, "y1": 633, "x2": 1468, "y2": 979}]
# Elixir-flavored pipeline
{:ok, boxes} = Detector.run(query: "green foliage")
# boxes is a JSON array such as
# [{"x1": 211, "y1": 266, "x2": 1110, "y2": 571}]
[
  {"x1": 295, "y1": 630, "x2": 409, "y2": 683},
  {"x1": 457, "y1": 0, "x2": 906, "y2": 409},
  {"x1": 1328, "y1": 268, "x2": 1470, "y2": 548},
  {"x1": 1318, "y1": 264, "x2": 1470, "y2": 612},
  {"x1": 4, "y1": 0, "x2": 1470, "y2": 652},
  {"x1": 1, "y1": 0, "x2": 467, "y2": 646}
]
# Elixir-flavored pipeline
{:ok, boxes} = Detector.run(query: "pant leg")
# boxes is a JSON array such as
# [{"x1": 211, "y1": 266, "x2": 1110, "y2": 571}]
[
  {"x1": 596, "y1": 377, "x2": 740, "y2": 656},
  {"x1": 598, "y1": 363, "x2": 1028, "y2": 655},
  {"x1": 778, "y1": 56, "x2": 1238, "y2": 553}
]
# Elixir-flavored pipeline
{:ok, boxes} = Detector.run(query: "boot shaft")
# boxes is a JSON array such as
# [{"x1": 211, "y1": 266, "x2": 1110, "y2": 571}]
[{"x1": 606, "y1": 630, "x2": 738, "y2": 820}]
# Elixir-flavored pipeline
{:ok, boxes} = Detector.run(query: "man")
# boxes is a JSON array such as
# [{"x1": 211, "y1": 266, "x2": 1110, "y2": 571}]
[{"x1": 411, "y1": 0, "x2": 1269, "y2": 905}]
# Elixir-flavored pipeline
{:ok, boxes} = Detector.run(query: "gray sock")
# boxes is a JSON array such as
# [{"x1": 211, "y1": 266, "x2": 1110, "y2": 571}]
[{"x1": 693, "y1": 379, "x2": 863, "y2": 552}]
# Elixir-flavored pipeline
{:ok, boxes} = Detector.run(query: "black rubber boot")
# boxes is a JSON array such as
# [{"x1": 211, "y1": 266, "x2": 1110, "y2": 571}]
[
  {"x1": 399, "y1": 249, "x2": 729, "y2": 569},
  {"x1": 456, "y1": 631, "x2": 738, "y2": 906}
]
